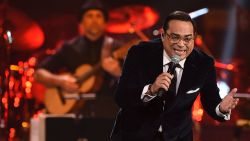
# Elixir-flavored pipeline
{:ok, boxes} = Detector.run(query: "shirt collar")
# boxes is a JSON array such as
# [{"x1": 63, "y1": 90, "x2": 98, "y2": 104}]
[{"x1": 163, "y1": 49, "x2": 186, "y2": 69}]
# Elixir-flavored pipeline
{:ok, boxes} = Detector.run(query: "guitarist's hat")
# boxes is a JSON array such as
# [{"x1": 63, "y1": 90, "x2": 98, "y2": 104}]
[{"x1": 78, "y1": 0, "x2": 109, "y2": 22}]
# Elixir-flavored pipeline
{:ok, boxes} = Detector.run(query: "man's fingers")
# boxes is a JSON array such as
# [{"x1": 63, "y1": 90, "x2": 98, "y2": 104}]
[
  {"x1": 160, "y1": 83, "x2": 169, "y2": 91},
  {"x1": 235, "y1": 98, "x2": 239, "y2": 104},
  {"x1": 160, "y1": 72, "x2": 173, "y2": 78},
  {"x1": 153, "y1": 72, "x2": 175, "y2": 93},
  {"x1": 228, "y1": 88, "x2": 237, "y2": 97},
  {"x1": 160, "y1": 77, "x2": 172, "y2": 84}
]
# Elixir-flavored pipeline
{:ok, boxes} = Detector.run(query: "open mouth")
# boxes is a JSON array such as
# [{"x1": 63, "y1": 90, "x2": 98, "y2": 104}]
[{"x1": 173, "y1": 48, "x2": 186, "y2": 55}]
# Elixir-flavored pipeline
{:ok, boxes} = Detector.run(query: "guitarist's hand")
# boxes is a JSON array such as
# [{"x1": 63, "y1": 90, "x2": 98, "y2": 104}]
[
  {"x1": 102, "y1": 57, "x2": 121, "y2": 77},
  {"x1": 57, "y1": 74, "x2": 79, "y2": 93}
]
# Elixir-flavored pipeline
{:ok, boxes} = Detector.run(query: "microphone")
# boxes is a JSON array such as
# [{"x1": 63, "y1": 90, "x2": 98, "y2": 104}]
[{"x1": 158, "y1": 55, "x2": 181, "y2": 97}]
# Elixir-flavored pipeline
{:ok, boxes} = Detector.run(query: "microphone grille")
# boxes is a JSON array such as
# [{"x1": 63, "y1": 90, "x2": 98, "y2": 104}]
[{"x1": 171, "y1": 55, "x2": 181, "y2": 64}]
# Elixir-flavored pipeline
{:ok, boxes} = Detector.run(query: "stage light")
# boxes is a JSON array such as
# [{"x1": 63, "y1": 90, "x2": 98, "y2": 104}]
[
  {"x1": 221, "y1": 4, "x2": 237, "y2": 64},
  {"x1": 189, "y1": 8, "x2": 209, "y2": 19}
]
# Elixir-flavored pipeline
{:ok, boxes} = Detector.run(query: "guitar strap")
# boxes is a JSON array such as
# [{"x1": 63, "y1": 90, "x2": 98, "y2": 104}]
[
  {"x1": 91, "y1": 36, "x2": 114, "y2": 92},
  {"x1": 101, "y1": 36, "x2": 114, "y2": 60}
]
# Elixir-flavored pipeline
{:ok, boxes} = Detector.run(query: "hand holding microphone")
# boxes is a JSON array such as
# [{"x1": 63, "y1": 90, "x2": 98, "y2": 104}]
[
  {"x1": 156, "y1": 55, "x2": 180, "y2": 97},
  {"x1": 149, "y1": 72, "x2": 174, "y2": 96}
]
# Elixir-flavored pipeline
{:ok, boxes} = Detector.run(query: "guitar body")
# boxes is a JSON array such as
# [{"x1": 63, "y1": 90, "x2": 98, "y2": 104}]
[
  {"x1": 44, "y1": 39, "x2": 140, "y2": 114},
  {"x1": 44, "y1": 64, "x2": 96, "y2": 114}
]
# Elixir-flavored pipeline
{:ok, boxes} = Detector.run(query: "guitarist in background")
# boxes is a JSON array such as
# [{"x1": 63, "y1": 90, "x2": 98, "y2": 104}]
[{"x1": 34, "y1": 1, "x2": 122, "y2": 118}]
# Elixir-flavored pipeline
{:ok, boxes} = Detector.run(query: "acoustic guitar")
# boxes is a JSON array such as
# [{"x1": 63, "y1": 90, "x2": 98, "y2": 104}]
[{"x1": 44, "y1": 39, "x2": 139, "y2": 114}]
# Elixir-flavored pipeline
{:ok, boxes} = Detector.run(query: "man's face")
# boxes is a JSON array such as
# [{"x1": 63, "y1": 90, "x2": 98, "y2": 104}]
[
  {"x1": 162, "y1": 20, "x2": 195, "y2": 60},
  {"x1": 79, "y1": 9, "x2": 106, "y2": 36}
]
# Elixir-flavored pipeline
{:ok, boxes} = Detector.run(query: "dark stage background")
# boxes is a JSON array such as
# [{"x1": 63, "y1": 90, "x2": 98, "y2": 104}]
[{"x1": 1, "y1": 0, "x2": 250, "y2": 140}]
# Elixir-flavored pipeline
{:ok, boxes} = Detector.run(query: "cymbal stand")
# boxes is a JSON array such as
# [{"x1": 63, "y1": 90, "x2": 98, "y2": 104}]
[{"x1": 129, "y1": 22, "x2": 149, "y2": 41}]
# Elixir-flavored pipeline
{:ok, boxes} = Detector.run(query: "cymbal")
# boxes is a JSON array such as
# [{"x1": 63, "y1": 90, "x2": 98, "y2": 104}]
[
  {"x1": 0, "y1": 4, "x2": 44, "y2": 50},
  {"x1": 106, "y1": 5, "x2": 159, "y2": 34}
]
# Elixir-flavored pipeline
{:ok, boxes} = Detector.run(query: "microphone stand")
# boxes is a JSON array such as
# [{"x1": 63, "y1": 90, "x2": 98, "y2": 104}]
[{"x1": 0, "y1": 1, "x2": 13, "y2": 140}]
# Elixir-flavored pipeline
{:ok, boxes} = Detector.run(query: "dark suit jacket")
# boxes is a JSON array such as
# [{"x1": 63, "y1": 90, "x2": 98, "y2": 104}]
[{"x1": 111, "y1": 39, "x2": 225, "y2": 141}]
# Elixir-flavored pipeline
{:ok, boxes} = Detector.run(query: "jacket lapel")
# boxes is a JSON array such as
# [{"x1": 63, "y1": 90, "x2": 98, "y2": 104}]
[
  {"x1": 163, "y1": 50, "x2": 198, "y2": 115},
  {"x1": 177, "y1": 50, "x2": 198, "y2": 96}
]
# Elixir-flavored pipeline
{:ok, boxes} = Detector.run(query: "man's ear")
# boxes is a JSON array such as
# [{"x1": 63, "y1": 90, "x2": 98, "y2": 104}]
[{"x1": 161, "y1": 33, "x2": 164, "y2": 41}]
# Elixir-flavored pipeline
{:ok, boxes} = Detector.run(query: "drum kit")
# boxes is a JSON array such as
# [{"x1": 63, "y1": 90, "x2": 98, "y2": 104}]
[{"x1": 0, "y1": 1, "x2": 250, "y2": 140}]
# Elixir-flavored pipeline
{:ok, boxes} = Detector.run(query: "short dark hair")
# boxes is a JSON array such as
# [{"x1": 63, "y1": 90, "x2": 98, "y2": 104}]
[
  {"x1": 163, "y1": 11, "x2": 197, "y2": 35},
  {"x1": 78, "y1": 1, "x2": 108, "y2": 22}
]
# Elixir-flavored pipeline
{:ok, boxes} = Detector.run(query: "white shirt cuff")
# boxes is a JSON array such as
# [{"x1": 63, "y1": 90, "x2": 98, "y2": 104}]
[
  {"x1": 215, "y1": 104, "x2": 231, "y2": 120},
  {"x1": 141, "y1": 84, "x2": 157, "y2": 102}
]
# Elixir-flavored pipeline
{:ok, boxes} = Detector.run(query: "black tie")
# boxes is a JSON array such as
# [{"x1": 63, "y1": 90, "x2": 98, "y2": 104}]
[
  {"x1": 168, "y1": 70, "x2": 177, "y2": 95},
  {"x1": 164, "y1": 62, "x2": 180, "y2": 101}
]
